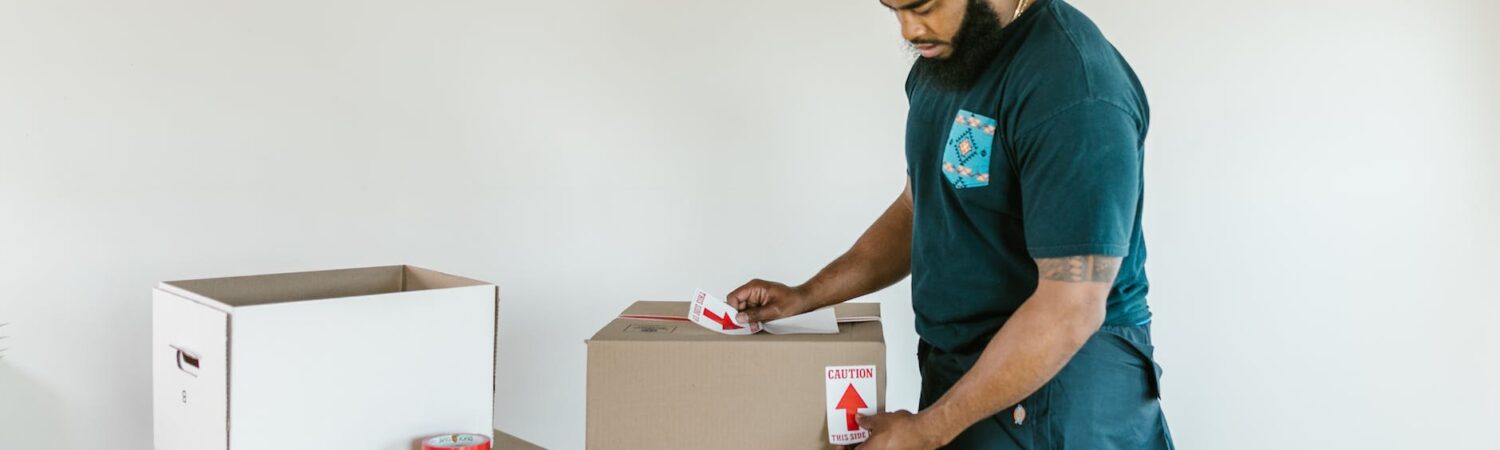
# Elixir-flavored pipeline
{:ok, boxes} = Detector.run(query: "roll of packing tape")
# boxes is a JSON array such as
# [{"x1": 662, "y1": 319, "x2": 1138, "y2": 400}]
[{"x1": 422, "y1": 433, "x2": 491, "y2": 450}]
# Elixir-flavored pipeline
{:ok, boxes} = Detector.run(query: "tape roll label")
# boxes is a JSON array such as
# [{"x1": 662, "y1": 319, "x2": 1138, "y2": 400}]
[{"x1": 423, "y1": 433, "x2": 491, "y2": 450}]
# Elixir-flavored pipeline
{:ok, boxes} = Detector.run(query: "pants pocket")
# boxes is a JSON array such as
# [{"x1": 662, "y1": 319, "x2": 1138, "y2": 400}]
[
  {"x1": 1041, "y1": 328, "x2": 1171, "y2": 449},
  {"x1": 1114, "y1": 333, "x2": 1164, "y2": 399}
]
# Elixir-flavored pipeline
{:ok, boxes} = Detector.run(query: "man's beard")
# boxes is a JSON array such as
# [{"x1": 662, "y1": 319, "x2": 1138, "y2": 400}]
[{"x1": 911, "y1": 0, "x2": 1006, "y2": 91}]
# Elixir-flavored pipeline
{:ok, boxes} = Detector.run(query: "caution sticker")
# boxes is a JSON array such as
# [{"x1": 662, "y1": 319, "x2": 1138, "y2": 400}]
[
  {"x1": 689, "y1": 289, "x2": 762, "y2": 335},
  {"x1": 824, "y1": 365, "x2": 877, "y2": 445}
]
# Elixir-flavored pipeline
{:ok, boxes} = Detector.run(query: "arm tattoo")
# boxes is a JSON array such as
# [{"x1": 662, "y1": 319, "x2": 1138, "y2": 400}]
[{"x1": 1035, "y1": 255, "x2": 1122, "y2": 283}]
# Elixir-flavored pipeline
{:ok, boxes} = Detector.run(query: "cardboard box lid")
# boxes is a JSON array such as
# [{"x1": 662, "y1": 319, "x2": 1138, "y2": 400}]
[{"x1": 589, "y1": 301, "x2": 882, "y2": 343}]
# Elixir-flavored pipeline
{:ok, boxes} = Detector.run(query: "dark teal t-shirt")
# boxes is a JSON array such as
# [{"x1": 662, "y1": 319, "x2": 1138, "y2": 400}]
[{"x1": 906, "y1": 0, "x2": 1152, "y2": 353}]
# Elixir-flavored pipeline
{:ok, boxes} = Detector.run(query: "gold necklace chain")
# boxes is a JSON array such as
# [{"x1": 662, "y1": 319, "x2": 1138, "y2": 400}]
[{"x1": 1012, "y1": 0, "x2": 1032, "y2": 22}]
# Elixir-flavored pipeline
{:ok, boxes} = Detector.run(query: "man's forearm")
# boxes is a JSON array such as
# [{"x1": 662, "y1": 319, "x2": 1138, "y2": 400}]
[
  {"x1": 798, "y1": 183, "x2": 914, "y2": 308},
  {"x1": 916, "y1": 258, "x2": 1113, "y2": 443}
]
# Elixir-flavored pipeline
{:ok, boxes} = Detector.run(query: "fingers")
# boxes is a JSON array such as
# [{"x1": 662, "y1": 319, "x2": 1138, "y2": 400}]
[
  {"x1": 727, "y1": 279, "x2": 780, "y2": 312},
  {"x1": 725, "y1": 283, "x2": 749, "y2": 310},
  {"x1": 738, "y1": 304, "x2": 785, "y2": 324},
  {"x1": 725, "y1": 279, "x2": 766, "y2": 311},
  {"x1": 856, "y1": 413, "x2": 881, "y2": 431}
]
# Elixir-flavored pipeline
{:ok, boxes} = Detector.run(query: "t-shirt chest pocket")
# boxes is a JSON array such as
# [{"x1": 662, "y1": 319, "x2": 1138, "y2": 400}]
[
  {"x1": 941, "y1": 109, "x2": 1018, "y2": 214},
  {"x1": 943, "y1": 110, "x2": 998, "y2": 189}
]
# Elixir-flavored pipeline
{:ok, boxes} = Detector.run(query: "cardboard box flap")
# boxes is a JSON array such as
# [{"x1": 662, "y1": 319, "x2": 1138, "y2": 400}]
[
  {"x1": 492, "y1": 429, "x2": 546, "y2": 450},
  {"x1": 162, "y1": 265, "x2": 489, "y2": 308},
  {"x1": 618, "y1": 300, "x2": 881, "y2": 322},
  {"x1": 592, "y1": 301, "x2": 883, "y2": 343},
  {"x1": 831, "y1": 302, "x2": 881, "y2": 322},
  {"x1": 615, "y1": 300, "x2": 690, "y2": 320}
]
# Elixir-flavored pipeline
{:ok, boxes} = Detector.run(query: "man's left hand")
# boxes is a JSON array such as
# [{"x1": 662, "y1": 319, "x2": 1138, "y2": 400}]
[{"x1": 837, "y1": 410, "x2": 950, "y2": 450}]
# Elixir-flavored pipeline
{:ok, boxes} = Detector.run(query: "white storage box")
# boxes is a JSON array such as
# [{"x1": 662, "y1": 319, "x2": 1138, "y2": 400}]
[{"x1": 152, "y1": 265, "x2": 498, "y2": 450}]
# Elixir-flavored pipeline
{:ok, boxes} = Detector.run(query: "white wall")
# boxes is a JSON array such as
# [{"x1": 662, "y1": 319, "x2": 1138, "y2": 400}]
[
  {"x1": 1091, "y1": 1, "x2": 1500, "y2": 448},
  {"x1": 0, "y1": 0, "x2": 1494, "y2": 449}
]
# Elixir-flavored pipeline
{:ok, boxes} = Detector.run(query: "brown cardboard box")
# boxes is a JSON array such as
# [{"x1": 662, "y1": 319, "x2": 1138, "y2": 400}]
[
  {"x1": 493, "y1": 429, "x2": 546, "y2": 449},
  {"x1": 586, "y1": 301, "x2": 885, "y2": 450}
]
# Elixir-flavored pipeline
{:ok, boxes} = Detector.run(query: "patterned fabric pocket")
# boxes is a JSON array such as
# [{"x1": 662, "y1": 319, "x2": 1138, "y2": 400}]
[{"x1": 942, "y1": 109, "x2": 996, "y2": 189}]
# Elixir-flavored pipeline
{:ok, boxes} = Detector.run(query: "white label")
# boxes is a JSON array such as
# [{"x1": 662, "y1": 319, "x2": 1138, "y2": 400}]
[
  {"x1": 763, "y1": 307, "x2": 838, "y2": 335},
  {"x1": 423, "y1": 433, "x2": 490, "y2": 448},
  {"x1": 825, "y1": 365, "x2": 877, "y2": 445}
]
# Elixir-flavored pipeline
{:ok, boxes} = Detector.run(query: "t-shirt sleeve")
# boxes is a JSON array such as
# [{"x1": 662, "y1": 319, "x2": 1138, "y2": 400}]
[
  {"x1": 1014, "y1": 99, "x2": 1142, "y2": 258},
  {"x1": 904, "y1": 65, "x2": 919, "y2": 179}
]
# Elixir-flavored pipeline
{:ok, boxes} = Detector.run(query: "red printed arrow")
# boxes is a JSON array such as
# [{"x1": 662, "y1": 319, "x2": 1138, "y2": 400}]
[
  {"x1": 703, "y1": 309, "x2": 743, "y2": 330},
  {"x1": 836, "y1": 384, "x2": 867, "y2": 432}
]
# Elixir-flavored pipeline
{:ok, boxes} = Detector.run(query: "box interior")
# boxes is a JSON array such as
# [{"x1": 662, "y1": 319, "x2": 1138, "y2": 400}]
[{"x1": 164, "y1": 265, "x2": 488, "y2": 307}]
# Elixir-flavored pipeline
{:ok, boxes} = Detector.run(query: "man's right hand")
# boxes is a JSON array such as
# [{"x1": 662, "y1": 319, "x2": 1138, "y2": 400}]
[{"x1": 725, "y1": 279, "x2": 819, "y2": 324}]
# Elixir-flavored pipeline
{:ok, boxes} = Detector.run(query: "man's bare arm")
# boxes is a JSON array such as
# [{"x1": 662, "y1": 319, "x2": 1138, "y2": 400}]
[
  {"x1": 728, "y1": 179, "x2": 915, "y2": 322},
  {"x1": 910, "y1": 255, "x2": 1120, "y2": 445}
]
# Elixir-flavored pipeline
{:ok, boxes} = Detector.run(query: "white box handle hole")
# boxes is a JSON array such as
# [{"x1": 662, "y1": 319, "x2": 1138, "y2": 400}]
[{"x1": 172, "y1": 346, "x2": 200, "y2": 377}]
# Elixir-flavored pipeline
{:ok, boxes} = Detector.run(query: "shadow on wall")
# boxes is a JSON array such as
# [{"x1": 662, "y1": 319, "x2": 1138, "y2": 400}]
[{"x1": 0, "y1": 362, "x2": 71, "y2": 448}]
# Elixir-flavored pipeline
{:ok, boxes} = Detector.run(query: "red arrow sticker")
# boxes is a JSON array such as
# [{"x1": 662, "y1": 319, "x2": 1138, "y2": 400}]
[
  {"x1": 687, "y1": 289, "x2": 844, "y2": 335},
  {"x1": 825, "y1": 365, "x2": 877, "y2": 445},
  {"x1": 702, "y1": 309, "x2": 743, "y2": 330},
  {"x1": 688, "y1": 289, "x2": 761, "y2": 335},
  {"x1": 836, "y1": 384, "x2": 867, "y2": 431}
]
